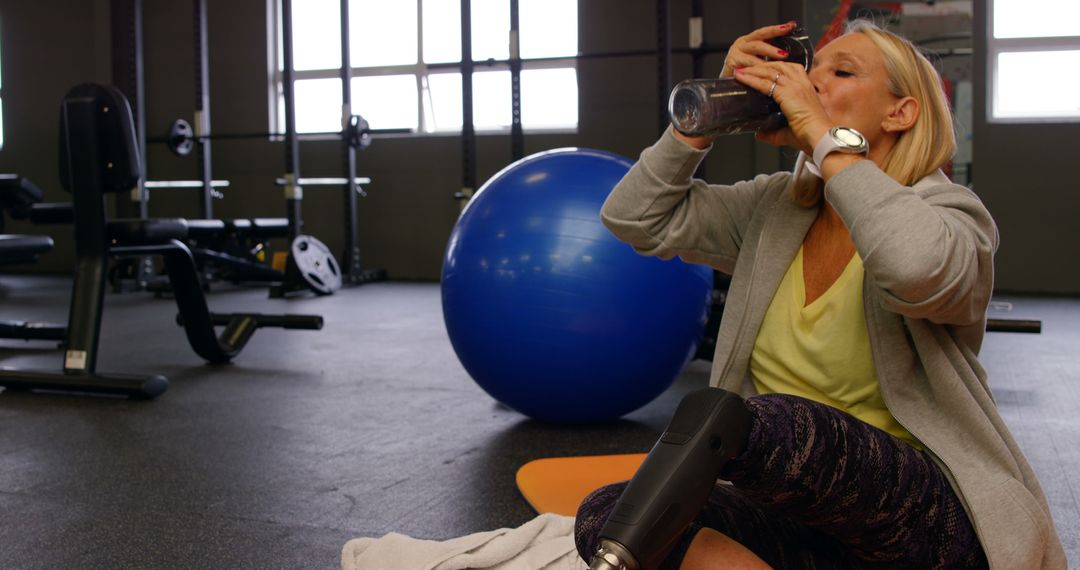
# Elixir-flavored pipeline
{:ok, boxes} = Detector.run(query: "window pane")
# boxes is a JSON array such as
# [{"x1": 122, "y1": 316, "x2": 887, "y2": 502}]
[
  {"x1": 473, "y1": 70, "x2": 511, "y2": 128},
  {"x1": 426, "y1": 73, "x2": 463, "y2": 131},
  {"x1": 520, "y1": 0, "x2": 577, "y2": 58},
  {"x1": 471, "y1": 0, "x2": 509, "y2": 61},
  {"x1": 995, "y1": 50, "x2": 1080, "y2": 118},
  {"x1": 352, "y1": 75, "x2": 419, "y2": 130},
  {"x1": 350, "y1": 0, "x2": 417, "y2": 67},
  {"x1": 427, "y1": 71, "x2": 512, "y2": 131},
  {"x1": 994, "y1": 0, "x2": 1080, "y2": 39},
  {"x1": 294, "y1": 78, "x2": 343, "y2": 133},
  {"x1": 423, "y1": 0, "x2": 461, "y2": 64},
  {"x1": 425, "y1": 69, "x2": 579, "y2": 132},
  {"x1": 292, "y1": 0, "x2": 341, "y2": 71},
  {"x1": 521, "y1": 68, "x2": 577, "y2": 128}
]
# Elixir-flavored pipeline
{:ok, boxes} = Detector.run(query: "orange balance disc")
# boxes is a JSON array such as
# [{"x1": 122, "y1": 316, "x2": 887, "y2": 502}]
[{"x1": 515, "y1": 453, "x2": 647, "y2": 516}]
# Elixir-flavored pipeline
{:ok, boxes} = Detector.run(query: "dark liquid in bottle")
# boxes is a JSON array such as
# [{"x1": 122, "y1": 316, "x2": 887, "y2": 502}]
[
  {"x1": 668, "y1": 29, "x2": 813, "y2": 137},
  {"x1": 669, "y1": 79, "x2": 786, "y2": 136}
]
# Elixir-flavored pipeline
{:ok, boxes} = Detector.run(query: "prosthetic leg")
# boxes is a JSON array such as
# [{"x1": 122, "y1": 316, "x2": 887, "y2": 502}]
[{"x1": 590, "y1": 388, "x2": 753, "y2": 570}]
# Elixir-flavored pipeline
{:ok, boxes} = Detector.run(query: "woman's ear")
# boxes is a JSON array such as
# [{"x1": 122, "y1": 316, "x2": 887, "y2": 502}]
[{"x1": 883, "y1": 96, "x2": 919, "y2": 133}]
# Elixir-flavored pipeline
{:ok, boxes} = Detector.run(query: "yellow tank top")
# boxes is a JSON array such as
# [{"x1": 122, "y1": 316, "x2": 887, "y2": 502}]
[{"x1": 750, "y1": 246, "x2": 920, "y2": 448}]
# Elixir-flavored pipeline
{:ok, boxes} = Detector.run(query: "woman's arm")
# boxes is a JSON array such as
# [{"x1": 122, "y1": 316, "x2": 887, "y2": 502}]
[
  {"x1": 600, "y1": 128, "x2": 788, "y2": 273},
  {"x1": 826, "y1": 161, "x2": 998, "y2": 325}
]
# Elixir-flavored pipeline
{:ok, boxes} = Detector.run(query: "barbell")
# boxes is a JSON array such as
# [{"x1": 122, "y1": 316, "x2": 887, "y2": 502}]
[{"x1": 155, "y1": 114, "x2": 378, "y2": 157}]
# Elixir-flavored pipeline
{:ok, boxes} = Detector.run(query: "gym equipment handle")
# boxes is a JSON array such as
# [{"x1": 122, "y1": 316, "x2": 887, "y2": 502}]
[
  {"x1": 210, "y1": 313, "x2": 324, "y2": 330},
  {"x1": 986, "y1": 318, "x2": 1042, "y2": 333}
]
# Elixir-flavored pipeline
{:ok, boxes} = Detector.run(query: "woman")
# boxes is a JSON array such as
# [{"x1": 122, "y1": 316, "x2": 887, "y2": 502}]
[{"x1": 575, "y1": 19, "x2": 1065, "y2": 569}]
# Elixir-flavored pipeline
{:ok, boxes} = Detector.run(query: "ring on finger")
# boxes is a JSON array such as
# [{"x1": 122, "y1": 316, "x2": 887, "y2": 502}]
[{"x1": 768, "y1": 73, "x2": 780, "y2": 98}]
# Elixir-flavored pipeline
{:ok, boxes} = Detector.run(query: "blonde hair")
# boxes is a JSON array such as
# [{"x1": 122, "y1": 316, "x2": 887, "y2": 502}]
[{"x1": 792, "y1": 19, "x2": 957, "y2": 206}]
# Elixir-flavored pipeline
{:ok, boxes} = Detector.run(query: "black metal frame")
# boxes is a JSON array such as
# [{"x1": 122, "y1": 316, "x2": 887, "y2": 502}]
[
  {"x1": 275, "y1": 0, "x2": 382, "y2": 288},
  {"x1": 281, "y1": 0, "x2": 303, "y2": 240},
  {"x1": 459, "y1": 0, "x2": 477, "y2": 202},
  {"x1": 193, "y1": 0, "x2": 215, "y2": 219},
  {"x1": 110, "y1": 0, "x2": 156, "y2": 289},
  {"x1": 336, "y1": 0, "x2": 384, "y2": 285},
  {"x1": 657, "y1": 0, "x2": 672, "y2": 137},
  {"x1": 509, "y1": 0, "x2": 524, "y2": 161}
]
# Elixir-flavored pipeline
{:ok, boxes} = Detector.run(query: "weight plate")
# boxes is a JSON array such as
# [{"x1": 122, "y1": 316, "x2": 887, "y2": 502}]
[
  {"x1": 290, "y1": 235, "x2": 342, "y2": 295},
  {"x1": 346, "y1": 115, "x2": 371, "y2": 151},
  {"x1": 168, "y1": 119, "x2": 195, "y2": 157}
]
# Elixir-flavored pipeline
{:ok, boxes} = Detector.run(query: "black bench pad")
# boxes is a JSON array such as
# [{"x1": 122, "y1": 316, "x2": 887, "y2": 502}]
[
  {"x1": 0, "y1": 234, "x2": 54, "y2": 264},
  {"x1": 107, "y1": 219, "x2": 190, "y2": 243}
]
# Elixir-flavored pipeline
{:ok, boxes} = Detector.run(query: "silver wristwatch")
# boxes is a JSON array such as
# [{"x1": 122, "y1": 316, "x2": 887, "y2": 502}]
[{"x1": 813, "y1": 126, "x2": 869, "y2": 167}]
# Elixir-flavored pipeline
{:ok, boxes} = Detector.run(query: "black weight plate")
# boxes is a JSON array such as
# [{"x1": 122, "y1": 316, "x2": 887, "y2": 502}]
[
  {"x1": 168, "y1": 119, "x2": 195, "y2": 157},
  {"x1": 346, "y1": 115, "x2": 372, "y2": 151}
]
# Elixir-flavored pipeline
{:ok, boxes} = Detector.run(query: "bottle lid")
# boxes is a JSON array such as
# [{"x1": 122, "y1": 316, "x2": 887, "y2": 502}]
[{"x1": 768, "y1": 28, "x2": 814, "y2": 72}]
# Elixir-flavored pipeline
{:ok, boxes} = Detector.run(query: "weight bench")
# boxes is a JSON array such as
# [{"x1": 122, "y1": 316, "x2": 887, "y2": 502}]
[
  {"x1": 185, "y1": 217, "x2": 291, "y2": 284},
  {"x1": 229, "y1": 217, "x2": 290, "y2": 238},
  {"x1": 0, "y1": 174, "x2": 46, "y2": 228},
  {"x1": 21, "y1": 190, "x2": 299, "y2": 289},
  {"x1": 0, "y1": 237, "x2": 65, "y2": 341},
  {"x1": 180, "y1": 218, "x2": 290, "y2": 248},
  {"x1": 0, "y1": 234, "x2": 54, "y2": 266},
  {"x1": 14, "y1": 164, "x2": 331, "y2": 295},
  {"x1": 0, "y1": 175, "x2": 54, "y2": 264},
  {"x1": 0, "y1": 83, "x2": 324, "y2": 399},
  {"x1": 0, "y1": 176, "x2": 67, "y2": 342}
]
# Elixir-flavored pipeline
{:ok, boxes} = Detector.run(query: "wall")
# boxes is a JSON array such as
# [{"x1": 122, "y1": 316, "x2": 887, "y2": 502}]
[
  {"x1": 1, "y1": 0, "x2": 801, "y2": 282},
  {"x1": 973, "y1": 0, "x2": 1080, "y2": 295},
  {"x1": 0, "y1": 0, "x2": 113, "y2": 273}
]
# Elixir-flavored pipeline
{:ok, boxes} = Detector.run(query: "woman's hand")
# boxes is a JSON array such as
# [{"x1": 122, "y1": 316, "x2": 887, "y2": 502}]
[
  {"x1": 733, "y1": 62, "x2": 832, "y2": 155},
  {"x1": 721, "y1": 21, "x2": 800, "y2": 77}
]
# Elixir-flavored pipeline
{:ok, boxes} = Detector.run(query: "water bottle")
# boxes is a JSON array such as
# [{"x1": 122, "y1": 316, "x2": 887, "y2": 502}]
[{"x1": 668, "y1": 29, "x2": 814, "y2": 137}]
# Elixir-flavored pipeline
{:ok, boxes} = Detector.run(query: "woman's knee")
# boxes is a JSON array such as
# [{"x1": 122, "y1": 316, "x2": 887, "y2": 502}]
[{"x1": 573, "y1": 481, "x2": 629, "y2": 562}]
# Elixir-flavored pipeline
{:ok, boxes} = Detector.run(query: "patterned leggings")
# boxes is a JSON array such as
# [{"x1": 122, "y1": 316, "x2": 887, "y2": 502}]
[{"x1": 574, "y1": 394, "x2": 988, "y2": 569}]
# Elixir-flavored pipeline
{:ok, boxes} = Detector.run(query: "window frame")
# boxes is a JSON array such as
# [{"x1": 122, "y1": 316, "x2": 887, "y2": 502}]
[
  {"x1": 986, "y1": 0, "x2": 1080, "y2": 123},
  {"x1": 266, "y1": 0, "x2": 579, "y2": 138}
]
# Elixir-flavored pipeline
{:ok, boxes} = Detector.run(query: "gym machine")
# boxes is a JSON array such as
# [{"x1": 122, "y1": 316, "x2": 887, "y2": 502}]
[
  {"x1": 0, "y1": 83, "x2": 324, "y2": 399},
  {"x1": 109, "y1": 0, "x2": 360, "y2": 296},
  {"x1": 139, "y1": 0, "x2": 400, "y2": 294}
]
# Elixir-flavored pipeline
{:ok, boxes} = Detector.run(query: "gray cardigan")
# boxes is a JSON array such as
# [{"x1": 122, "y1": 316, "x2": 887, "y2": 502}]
[{"x1": 600, "y1": 128, "x2": 1066, "y2": 569}]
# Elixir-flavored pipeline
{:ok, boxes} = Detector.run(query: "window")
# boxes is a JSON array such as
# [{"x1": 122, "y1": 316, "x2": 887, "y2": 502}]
[
  {"x1": 270, "y1": 0, "x2": 578, "y2": 135},
  {"x1": 988, "y1": 0, "x2": 1080, "y2": 122}
]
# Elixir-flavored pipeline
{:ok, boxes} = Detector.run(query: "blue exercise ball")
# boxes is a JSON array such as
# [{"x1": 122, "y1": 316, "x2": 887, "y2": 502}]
[{"x1": 441, "y1": 148, "x2": 713, "y2": 423}]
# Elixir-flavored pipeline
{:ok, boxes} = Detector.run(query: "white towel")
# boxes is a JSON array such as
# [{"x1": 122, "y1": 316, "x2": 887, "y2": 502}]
[{"x1": 341, "y1": 513, "x2": 588, "y2": 570}]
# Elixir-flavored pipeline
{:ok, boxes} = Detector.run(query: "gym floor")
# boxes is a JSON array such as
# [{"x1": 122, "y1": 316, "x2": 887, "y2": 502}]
[{"x1": 0, "y1": 275, "x2": 1077, "y2": 569}]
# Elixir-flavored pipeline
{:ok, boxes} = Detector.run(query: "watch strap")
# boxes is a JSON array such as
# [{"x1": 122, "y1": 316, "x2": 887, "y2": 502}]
[{"x1": 813, "y1": 127, "x2": 868, "y2": 168}]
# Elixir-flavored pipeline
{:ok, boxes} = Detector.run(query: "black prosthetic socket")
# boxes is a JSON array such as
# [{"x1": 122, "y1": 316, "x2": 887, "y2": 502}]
[{"x1": 590, "y1": 388, "x2": 753, "y2": 570}]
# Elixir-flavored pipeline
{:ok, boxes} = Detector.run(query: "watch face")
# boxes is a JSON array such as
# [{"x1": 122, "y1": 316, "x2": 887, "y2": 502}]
[{"x1": 834, "y1": 128, "x2": 864, "y2": 146}]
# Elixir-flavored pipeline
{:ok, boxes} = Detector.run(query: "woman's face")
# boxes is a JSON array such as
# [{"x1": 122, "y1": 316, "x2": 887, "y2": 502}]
[{"x1": 808, "y1": 33, "x2": 902, "y2": 145}]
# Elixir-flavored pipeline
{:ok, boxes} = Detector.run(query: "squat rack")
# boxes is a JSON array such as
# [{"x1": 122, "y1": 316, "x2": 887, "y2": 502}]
[
  {"x1": 443, "y1": 0, "x2": 722, "y2": 204},
  {"x1": 110, "y1": 0, "x2": 386, "y2": 288},
  {"x1": 278, "y1": 0, "x2": 387, "y2": 284}
]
